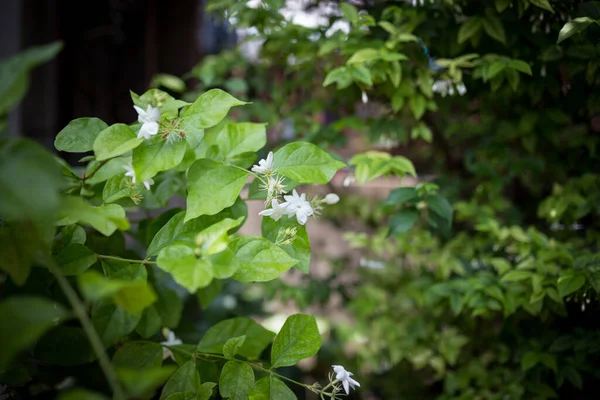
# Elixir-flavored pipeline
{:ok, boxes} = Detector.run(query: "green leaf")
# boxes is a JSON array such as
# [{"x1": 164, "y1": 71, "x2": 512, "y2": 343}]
[
  {"x1": 154, "y1": 285, "x2": 183, "y2": 329},
  {"x1": 0, "y1": 138, "x2": 63, "y2": 221},
  {"x1": 132, "y1": 135, "x2": 187, "y2": 181},
  {"x1": 157, "y1": 245, "x2": 214, "y2": 293},
  {"x1": 93, "y1": 124, "x2": 143, "y2": 161},
  {"x1": 54, "y1": 118, "x2": 109, "y2": 153},
  {"x1": 102, "y1": 173, "x2": 140, "y2": 204},
  {"x1": 385, "y1": 187, "x2": 419, "y2": 205},
  {"x1": 482, "y1": 16, "x2": 506, "y2": 44},
  {"x1": 458, "y1": 17, "x2": 483, "y2": 44},
  {"x1": 186, "y1": 159, "x2": 248, "y2": 221},
  {"x1": 181, "y1": 89, "x2": 247, "y2": 129},
  {"x1": 340, "y1": 2, "x2": 359, "y2": 24},
  {"x1": 160, "y1": 360, "x2": 201, "y2": 400},
  {"x1": 501, "y1": 270, "x2": 532, "y2": 282},
  {"x1": 411, "y1": 122, "x2": 432, "y2": 142},
  {"x1": 208, "y1": 248, "x2": 241, "y2": 279},
  {"x1": 216, "y1": 123, "x2": 267, "y2": 160},
  {"x1": 0, "y1": 222, "x2": 50, "y2": 285},
  {"x1": 557, "y1": 17, "x2": 596, "y2": 44},
  {"x1": 521, "y1": 351, "x2": 540, "y2": 371},
  {"x1": 230, "y1": 237, "x2": 299, "y2": 282},
  {"x1": 0, "y1": 41, "x2": 62, "y2": 115},
  {"x1": 509, "y1": 60, "x2": 533, "y2": 75},
  {"x1": 389, "y1": 209, "x2": 419, "y2": 236},
  {"x1": 350, "y1": 64, "x2": 373, "y2": 86},
  {"x1": 249, "y1": 377, "x2": 297, "y2": 400},
  {"x1": 61, "y1": 224, "x2": 86, "y2": 246},
  {"x1": 271, "y1": 314, "x2": 321, "y2": 368},
  {"x1": 56, "y1": 243, "x2": 97, "y2": 276},
  {"x1": 57, "y1": 389, "x2": 108, "y2": 400},
  {"x1": 197, "y1": 317, "x2": 275, "y2": 360},
  {"x1": 506, "y1": 68, "x2": 520, "y2": 91},
  {"x1": 132, "y1": 89, "x2": 189, "y2": 118},
  {"x1": 197, "y1": 280, "x2": 224, "y2": 308},
  {"x1": 347, "y1": 48, "x2": 381, "y2": 64},
  {"x1": 427, "y1": 194, "x2": 453, "y2": 230},
  {"x1": 219, "y1": 361, "x2": 254, "y2": 400},
  {"x1": 261, "y1": 217, "x2": 311, "y2": 273},
  {"x1": 57, "y1": 197, "x2": 130, "y2": 236},
  {"x1": 409, "y1": 96, "x2": 427, "y2": 119},
  {"x1": 323, "y1": 66, "x2": 352, "y2": 89},
  {"x1": 530, "y1": 0, "x2": 555, "y2": 13},
  {"x1": 91, "y1": 299, "x2": 141, "y2": 347},
  {"x1": 113, "y1": 342, "x2": 163, "y2": 370},
  {"x1": 0, "y1": 296, "x2": 69, "y2": 370},
  {"x1": 272, "y1": 142, "x2": 345, "y2": 184},
  {"x1": 136, "y1": 306, "x2": 162, "y2": 338},
  {"x1": 494, "y1": 0, "x2": 511, "y2": 12},
  {"x1": 196, "y1": 217, "x2": 245, "y2": 256},
  {"x1": 558, "y1": 271, "x2": 586, "y2": 297},
  {"x1": 117, "y1": 366, "x2": 176, "y2": 399},
  {"x1": 223, "y1": 336, "x2": 246, "y2": 359}
]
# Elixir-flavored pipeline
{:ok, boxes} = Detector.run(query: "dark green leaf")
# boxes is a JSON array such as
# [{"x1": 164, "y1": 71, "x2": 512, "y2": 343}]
[
  {"x1": 197, "y1": 317, "x2": 274, "y2": 360},
  {"x1": 55, "y1": 118, "x2": 108, "y2": 153}
]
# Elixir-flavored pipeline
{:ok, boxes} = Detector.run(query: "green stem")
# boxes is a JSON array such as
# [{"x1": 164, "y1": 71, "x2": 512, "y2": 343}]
[
  {"x1": 48, "y1": 262, "x2": 126, "y2": 400},
  {"x1": 97, "y1": 254, "x2": 157, "y2": 265},
  {"x1": 82, "y1": 159, "x2": 109, "y2": 183}
]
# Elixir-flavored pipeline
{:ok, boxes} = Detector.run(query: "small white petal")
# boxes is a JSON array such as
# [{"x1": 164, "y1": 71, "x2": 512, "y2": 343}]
[{"x1": 325, "y1": 193, "x2": 340, "y2": 204}]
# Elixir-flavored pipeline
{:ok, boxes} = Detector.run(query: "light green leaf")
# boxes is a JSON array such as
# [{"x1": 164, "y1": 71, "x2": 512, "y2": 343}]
[
  {"x1": 271, "y1": 314, "x2": 322, "y2": 368},
  {"x1": 186, "y1": 159, "x2": 248, "y2": 222},
  {"x1": 411, "y1": 122, "x2": 432, "y2": 142},
  {"x1": 557, "y1": 17, "x2": 596, "y2": 44},
  {"x1": 272, "y1": 142, "x2": 345, "y2": 184},
  {"x1": 208, "y1": 248, "x2": 241, "y2": 279},
  {"x1": 93, "y1": 124, "x2": 143, "y2": 161},
  {"x1": 85, "y1": 156, "x2": 131, "y2": 185},
  {"x1": 458, "y1": 17, "x2": 483, "y2": 44},
  {"x1": 506, "y1": 68, "x2": 520, "y2": 90},
  {"x1": 231, "y1": 237, "x2": 299, "y2": 282},
  {"x1": 216, "y1": 123, "x2": 267, "y2": 160},
  {"x1": 160, "y1": 360, "x2": 201, "y2": 400},
  {"x1": 147, "y1": 203, "x2": 247, "y2": 256},
  {"x1": 323, "y1": 66, "x2": 352, "y2": 89},
  {"x1": 409, "y1": 96, "x2": 427, "y2": 119},
  {"x1": 223, "y1": 336, "x2": 246, "y2": 359},
  {"x1": 558, "y1": 271, "x2": 586, "y2": 297},
  {"x1": 219, "y1": 361, "x2": 254, "y2": 400},
  {"x1": 0, "y1": 297, "x2": 69, "y2": 370},
  {"x1": 181, "y1": 89, "x2": 247, "y2": 129},
  {"x1": 132, "y1": 135, "x2": 187, "y2": 181},
  {"x1": 56, "y1": 243, "x2": 97, "y2": 276},
  {"x1": 57, "y1": 389, "x2": 108, "y2": 400},
  {"x1": 347, "y1": 48, "x2": 381, "y2": 64},
  {"x1": 157, "y1": 245, "x2": 214, "y2": 293},
  {"x1": 350, "y1": 64, "x2": 373, "y2": 86},
  {"x1": 249, "y1": 377, "x2": 297, "y2": 400},
  {"x1": 0, "y1": 138, "x2": 63, "y2": 221},
  {"x1": 261, "y1": 217, "x2": 311, "y2": 273},
  {"x1": 102, "y1": 173, "x2": 140, "y2": 203},
  {"x1": 131, "y1": 89, "x2": 189, "y2": 118},
  {"x1": 91, "y1": 299, "x2": 141, "y2": 347},
  {"x1": 482, "y1": 16, "x2": 506, "y2": 44},
  {"x1": 501, "y1": 270, "x2": 532, "y2": 282},
  {"x1": 113, "y1": 342, "x2": 163, "y2": 370},
  {"x1": 57, "y1": 197, "x2": 129, "y2": 236},
  {"x1": 61, "y1": 224, "x2": 86, "y2": 246},
  {"x1": 197, "y1": 217, "x2": 245, "y2": 256},
  {"x1": 530, "y1": 0, "x2": 554, "y2": 13},
  {"x1": 55, "y1": 118, "x2": 109, "y2": 153},
  {"x1": 197, "y1": 317, "x2": 275, "y2": 360}
]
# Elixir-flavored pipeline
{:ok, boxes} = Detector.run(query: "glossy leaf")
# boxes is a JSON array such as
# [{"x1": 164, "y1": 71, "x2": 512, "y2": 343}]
[
  {"x1": 271, "y1": 314, "x2": 321, "y2": 368},
  {"x1": 56, "y1": 243, "x2": 97, "y2": 276},
  {"x1": 93, "y1": 123, "x2": 143, "y2": 161},
  {"x1": 55, "y1": 118, "x2": 109, "y2": 153},
  {"x1": 272, "y1": 142, "x2": 345, "y2": 184}
]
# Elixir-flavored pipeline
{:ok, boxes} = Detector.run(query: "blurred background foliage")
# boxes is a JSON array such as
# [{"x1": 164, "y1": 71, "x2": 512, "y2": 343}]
[{"x1": 152, "y1": 0, "x2": 600, "y2": 399}]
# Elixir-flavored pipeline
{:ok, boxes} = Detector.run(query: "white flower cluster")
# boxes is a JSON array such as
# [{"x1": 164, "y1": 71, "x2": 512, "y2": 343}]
[
  {"x1": 253, "y1": 152, "x2": 339, "y2": 226},
  {"x1": 432, "y1": 79, "x2": 467, "y2": 97}
]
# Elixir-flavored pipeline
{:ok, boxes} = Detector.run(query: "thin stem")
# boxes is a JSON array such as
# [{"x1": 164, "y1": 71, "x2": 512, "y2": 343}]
[
  {"x1": 97, "y1": 254, "x2": 157, "y2": 264},
  {"x1": 48, "y1": 262, "x2": 126, "y2": 400},
  {"x1": 82, "y1": 159, "x2": 109, "y2": 183}
]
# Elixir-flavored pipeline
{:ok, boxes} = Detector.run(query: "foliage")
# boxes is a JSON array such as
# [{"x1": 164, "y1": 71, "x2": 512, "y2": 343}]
[
  {"x1": 174, "y1": 0, "x2": 600, "y2": 399},
  {"x1": 0, "y1": 43, "x2": 377, "y2": 399}
]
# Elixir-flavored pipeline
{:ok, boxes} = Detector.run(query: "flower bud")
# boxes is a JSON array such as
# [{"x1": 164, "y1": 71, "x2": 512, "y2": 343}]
[{"x1": 324, "y1": 193, "x2": 340, "y2": 205}]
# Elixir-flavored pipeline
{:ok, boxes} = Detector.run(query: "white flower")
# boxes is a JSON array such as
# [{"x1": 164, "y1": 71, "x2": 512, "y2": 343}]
[
  {"x1": 332, "y1": 365, "x2": 360, "y2": 395},
  {"x1": 134, "y1": 104, "x2": 161, "y2": 139},
  {"x1": 251, "y1": 151, "x2": 274, "y2": 174},
  {"x1": 324, "y1": 193, "x2": 340, "y2": 205},
  {"x1": 259, "y1": 199, "x2": 290, "y2": 221},
  {"x1": 283, "y1": 189, "x2": 313, "y2": 225},
  {"x1": 456, "y1": 82, "x2": 467, "y2": 96},
  {"x1": 124, "y1": 163, "x2": 136, "y2": 183},
  {"x1": 143, "y1": 178, "x2": 154, "y2": 190},
  {"x1": 361, "y1": 91, "x2": 369, "y2": 104},
  {"x1": 160, "y1": 328, "x2": 182, "y2": 361}
]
